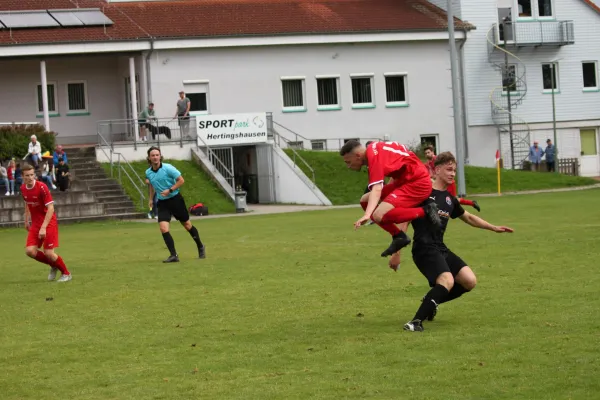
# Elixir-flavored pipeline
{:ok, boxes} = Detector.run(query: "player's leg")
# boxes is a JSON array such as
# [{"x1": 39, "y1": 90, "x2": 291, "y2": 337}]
[
  {"x1": 174, "y1": 195, "x2": 206, "y2": 259},
  {"x1": 404, "y1": 251, "x2": 453, "y2": 332},
  {"x1": 25, "y1": 226, "x2": 51, "y2": 266},
  {"x1": 378, "y1": 178, "x2": 441, "y2": 229},
  {"x1": 388, "y1": 222, "x2": 408, "y2": 272},
  {"x1": 42, "y1": 225, "x2": 71, "y2": 282},
  {"x1": 359, "y1": 188, "x2": 402, "y2": 237},
  {"x1": 157, "y1": 199, "x2": 179, "y2": 263},
  {"x1": 440, "y1": 251, "x2": 476, "y2": 305}
]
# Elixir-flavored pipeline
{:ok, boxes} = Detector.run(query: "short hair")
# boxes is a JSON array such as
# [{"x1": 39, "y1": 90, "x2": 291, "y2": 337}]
[
  {"x1": 30, "y1": 135, "x2": 37, "y2": 140},
  {"x1": 21, "y1": 163, "x2": 35, "y2": 173},
  {"x1": 339, "y1": 139, "x2": 363, "y2": 156},
  {"x1": 434, "y1": 151, "x2": 456, "y2": 167},
  {"x1": 424, "y1": 145, "x2": 435, "y2": 153},
  {"x1": 149, "y1": 103, "x2": 154, "y2": 106}
]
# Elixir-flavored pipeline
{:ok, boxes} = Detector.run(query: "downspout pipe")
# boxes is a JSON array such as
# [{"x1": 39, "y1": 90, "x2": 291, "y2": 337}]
[
  {"x1": 145, "y1": 38, "x2": 155, "y2": 103},
  {"x1": 458, "y1": 28, "x2": 469, "y2": 163}
]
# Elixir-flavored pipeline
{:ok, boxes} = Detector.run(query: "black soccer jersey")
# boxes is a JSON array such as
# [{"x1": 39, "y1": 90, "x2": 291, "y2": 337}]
[{"x1": 412, "y1": 189, "x2": 465, "y2": 252}]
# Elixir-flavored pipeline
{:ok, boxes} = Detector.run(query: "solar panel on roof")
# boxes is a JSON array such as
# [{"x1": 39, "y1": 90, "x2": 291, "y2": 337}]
[
  {"x1": 70, "y1": 9, "x2": 113, "y2": 26},
  {"x1": 48, "y1": 10, "x2": 85, "y2": 27},
  {"x1": 0, "y1": 11, "x2": 60, "y2": 29}
]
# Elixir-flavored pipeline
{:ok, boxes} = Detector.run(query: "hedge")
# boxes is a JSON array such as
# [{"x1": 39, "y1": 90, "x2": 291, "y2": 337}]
[{"x1": 0, "y1": 125, "x2": 56, "y2": 161}]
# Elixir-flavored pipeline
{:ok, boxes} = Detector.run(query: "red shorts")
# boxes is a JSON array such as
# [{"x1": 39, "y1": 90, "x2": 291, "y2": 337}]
[
  {"x1": 381, "y1": 176, "x2": 432, "y2": 209},
  {"x1": 26, "y1": 224, "x2": 59, "y2": 249}
]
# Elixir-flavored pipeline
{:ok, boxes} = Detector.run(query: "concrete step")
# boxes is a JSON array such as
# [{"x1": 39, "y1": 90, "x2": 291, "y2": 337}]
[
  {"x1": 0, "y1": 202, "x2": 105, "y2": 223},
  {"x1": 94, "y1": 189, "x2": 125, "y2": 197},
  {"x1": 0, "y1": 212, "x2": 147, "y2": 228},
  {"x1": 104, "y1": 206, "x2": 138, "y2": 214},
  {"x1": 73, "y1": 172, "x2": 108, "y2": 180},
  {"x1": 96, "y1": 196, "x2": 134, "y2": 204},
  {"x1": 0, "y1": 191, "x2": 97, "y2": 209},
  {"x1": 88, "y1": 183, "x2": 123, "y2": 192}
]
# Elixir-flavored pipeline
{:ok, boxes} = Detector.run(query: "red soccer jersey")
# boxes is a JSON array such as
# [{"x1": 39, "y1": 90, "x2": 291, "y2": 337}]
[
  {"x1": 21, "y1": 181, "x2": 57, "y2": 227},
  {"x1": 366, "y1": 141, "x2": 429, "y2": 189},
  {"x1": 447, "y1": 181, "x2": 457, "y2": 197},
  {"x1": 426, "y1": 156, "x2": 437, "y2": 177}
]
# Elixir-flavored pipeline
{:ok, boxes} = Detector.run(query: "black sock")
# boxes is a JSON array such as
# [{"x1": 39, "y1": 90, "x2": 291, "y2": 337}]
[
  {"x1": 413, "y1": 284, "x2": 449, "y2": 321},
  {"x1": 162, "y1": 232, "x2": 177, "y2": 256},
  {"x1": 188, "y1": 226, "x2": 203, "y2": 248},
  {"x1": 440, "y1": 284, "x2": 470, "y2": 304}
]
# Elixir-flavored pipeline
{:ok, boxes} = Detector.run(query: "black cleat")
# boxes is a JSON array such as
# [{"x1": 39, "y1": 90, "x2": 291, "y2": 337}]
[
  {"x1": 423, "y1": 202, "x2": 442, "y2": 229},
  {"x1": 403, "y1": 319, "x2": 424, "y2": 332},
  {"x1": 472, "y1": 200, "x2": 481, "y2": 212},
  {"x1": 198, "y1": 245, "x2": 206, "y2": 259},
  {"x1": 381, "y1": 232, "x2": 411, "y2": 257},
  {"x1": 163, "y1": 255, "x2": 180, "y2": 263}
]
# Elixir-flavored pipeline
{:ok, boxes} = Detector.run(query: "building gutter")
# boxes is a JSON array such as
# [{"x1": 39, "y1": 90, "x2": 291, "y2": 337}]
[
  {"x1": 145, "y1": 38, "x2": 154, "y2": 103},
  {"x1": 458, "y1": 27, "x2": 470, "y2": 162}
]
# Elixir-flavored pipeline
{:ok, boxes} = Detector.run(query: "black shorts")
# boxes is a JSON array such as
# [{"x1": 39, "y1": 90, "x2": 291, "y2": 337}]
[
  {"x1": 157, "y1": 193, "x2": 190, "y2": 223},
  {"x1": 412, "y1": 247, "x2": 468, "y2": 287}
]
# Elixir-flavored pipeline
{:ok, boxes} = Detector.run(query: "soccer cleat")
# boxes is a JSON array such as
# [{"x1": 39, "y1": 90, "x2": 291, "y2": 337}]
[
  {"x1": 472, "y1": 200, "x2": 481, "y2": 212},
  {"x1": 403, "y1": 319, "x2": 424, "y2": 332},
  {"x1": 423, "y1": 202, "x2": 442, "y2": 229},
  {"x1": 381, "y1": 232, "x2": 411, "y2": 257},
  {"x1": 147, "y1": 212, "x2": 153, "y2": 219},
  {"x1": 48, "y1": 267, "x2": 58, "y2": 281},
  {"x1": 163, "y1": 255, "x2": 180, "y2": 263},
  {"x1": 198, "y1": 245, "x2": 206, "y2": 259},
  {"x1": 57, "y1": 274, "x2": 72, "y2": 282},
  {"x1": 4, "y1": 191, "x2": 9, "y2": 196}
]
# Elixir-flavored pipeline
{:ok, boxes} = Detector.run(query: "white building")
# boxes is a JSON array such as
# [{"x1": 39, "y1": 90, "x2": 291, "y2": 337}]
[
  {"x1": 0, "y1": 0, "x2": 470, "y2": 154},
  {"x1": 430, "y1": 0, "x2": 600, "y2": 176}
]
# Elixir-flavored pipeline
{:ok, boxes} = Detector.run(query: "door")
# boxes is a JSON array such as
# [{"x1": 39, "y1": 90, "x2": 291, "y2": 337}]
[
  {"x1": 256, "y1": 144, "x2": 275, "y2": 203},
  {"x1": 579, "y1": 128, "x2": 600, "y2": 176},
  {"x1": 209, "y1": 147, "x2": 235, "y2": 191}
]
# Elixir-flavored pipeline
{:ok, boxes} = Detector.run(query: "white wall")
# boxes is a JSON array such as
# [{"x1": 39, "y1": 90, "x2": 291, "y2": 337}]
[
  {"x1": 0, "y1": 55, "x2": 125, "y2": 144},
  {"x1": 96, "y1": 141, "x2": 194, "y2": 163},
  {"x1": 460, "y1": 0, "x2": 600, "y2": 127},
  {"x1": 148, "y1": 41, "x2": 459, "y2": 154}
]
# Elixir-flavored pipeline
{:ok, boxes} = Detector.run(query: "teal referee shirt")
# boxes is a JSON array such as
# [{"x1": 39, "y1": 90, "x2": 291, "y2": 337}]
[{"x1": 145, "y1": 163, "x2": 182, "y2": 200}]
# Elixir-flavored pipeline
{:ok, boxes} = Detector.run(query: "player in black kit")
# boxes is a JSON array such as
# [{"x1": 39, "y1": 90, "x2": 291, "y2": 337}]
[{"x1": 404, "y1": 152, "x2": 514, "y2": 332}]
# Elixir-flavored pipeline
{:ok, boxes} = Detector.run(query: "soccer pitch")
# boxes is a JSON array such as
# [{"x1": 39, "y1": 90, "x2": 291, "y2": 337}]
[{"x1": 1, "y1": 190, "x2": 599, "y2": 399}]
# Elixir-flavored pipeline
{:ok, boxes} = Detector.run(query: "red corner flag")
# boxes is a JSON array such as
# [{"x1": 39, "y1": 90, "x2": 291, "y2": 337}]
[{"x1": 495, "y1": 149, "x2": 500, "y2": 162}]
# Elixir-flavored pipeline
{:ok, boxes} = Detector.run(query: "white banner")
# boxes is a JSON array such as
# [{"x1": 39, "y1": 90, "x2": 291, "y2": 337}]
[{"x1": 192, "y1": 112, "x2": 268, "y2": 146}]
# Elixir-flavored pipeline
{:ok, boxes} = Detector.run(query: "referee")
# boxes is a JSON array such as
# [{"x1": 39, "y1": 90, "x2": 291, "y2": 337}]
[{"x1": 145, "y1": 146, "x2": 206, "y2": 263}]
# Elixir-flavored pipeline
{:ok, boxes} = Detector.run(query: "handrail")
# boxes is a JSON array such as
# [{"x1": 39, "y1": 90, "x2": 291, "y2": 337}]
[
  {"x1": 271, "y1": 128, "x2": 316, "y2": 183},
  {"x1": 97, "y1": 129, "x2": 147, "y2": 209},
  {"x1": 195, "y1": 134, "x2": 236, "y2": 193}
]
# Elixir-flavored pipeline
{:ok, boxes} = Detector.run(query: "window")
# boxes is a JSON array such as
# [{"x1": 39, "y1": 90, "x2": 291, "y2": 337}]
[
  {"x1": 36, "y1": 82, "x2": 57, "y2": 113},
  {"x1": 384, "y1": 73, "x2": 408, "y2": 107},
  {"x1": 537, "y1": 0, "x2": 553, "y2": 17},
  {"x1": 187, "y1": 93, "x2": 208, "y2": 112},
  {"x1": 502, "y1": 65, "x2": 518, "y2": 92},
  {"x1": 67, "y1": 81, "x2": 88, "y2": 113},
  {"x1": 542, "y1": 63, "x2": 559, "y2": 92},
  {"x1": 316, "y1": 76, "x2": 340, "y2": 109},
  {"x1": 350, "y1": 74, "x2": 374, "y2": 108},
  {"x1": 281, "y1": 77, "x2": 305, "y2": 112},
  {"x1": 580, "y1": 129, "x2": 597, "y2": 156},
  {"x1": 311, "y1": 140, "x2": 326, "y2": 151},
  {"x1": 517, "y1": 0, "x2": 532, "y2": 17},
  {"x1": 287, "y1": 141, "x2": 304, "y2": 150},
  {"x1": 582, "y1": 62, "x2": 598, "y2": 89}
]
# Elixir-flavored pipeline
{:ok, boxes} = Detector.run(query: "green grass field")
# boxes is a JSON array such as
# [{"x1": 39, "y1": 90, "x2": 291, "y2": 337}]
[
  {"x1": 1, "y1": 190, "x2": 599, "y2": 399},
  {"x1": 101, "y1": 160, "x2": 235, "y2": 214},
  {"x1": 285, "y1": 150, "x2": 598, "y2": 205}
]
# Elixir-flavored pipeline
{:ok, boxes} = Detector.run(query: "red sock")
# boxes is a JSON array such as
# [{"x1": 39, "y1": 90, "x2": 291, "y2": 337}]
[
  {"x1": 459, "y1": 198, "x2": 475, "y2": 207},
  {"x1": 34, "y1": 251, "x2": 52, "y2": 266},
  {"x1": 382, "y1": 207, "x2": 426, "y2": 224},
  {"x1": 51, "y1": 255, "x2": 70, "y2": 275},
  {"x1": 361, "y1": 201, "x2": 401, "y2": 236}
]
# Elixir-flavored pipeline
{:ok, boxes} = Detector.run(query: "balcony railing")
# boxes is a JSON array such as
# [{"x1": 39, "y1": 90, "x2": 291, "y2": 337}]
[{"x1": 494, "y1": 20, "x2": 574, "y2": 47}]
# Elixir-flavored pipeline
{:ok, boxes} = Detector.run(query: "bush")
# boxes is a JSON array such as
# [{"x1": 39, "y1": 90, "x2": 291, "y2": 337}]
[{"x1": 0, "y1": 125, "x2": 56, "y2": 161}]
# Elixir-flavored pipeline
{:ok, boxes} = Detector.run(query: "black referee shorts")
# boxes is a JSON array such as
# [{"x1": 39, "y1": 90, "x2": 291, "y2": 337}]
[
  {"x1": 412, "y1": 247, "x2": 468, "y2": 287},
  {"x1": 157, "y1": 193, "x2": 190, "y2": 223}
]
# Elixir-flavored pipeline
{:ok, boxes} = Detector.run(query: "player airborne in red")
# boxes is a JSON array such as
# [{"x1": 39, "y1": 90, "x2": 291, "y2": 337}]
[
  {"x1": 21, "y1": 164, "x2": 72, "y2": 282},
  {"x1": 340, "y1": 140, "x2": 442, "y2": 257}
]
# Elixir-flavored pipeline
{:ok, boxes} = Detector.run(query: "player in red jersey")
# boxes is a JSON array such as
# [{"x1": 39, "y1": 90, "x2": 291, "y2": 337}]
[
  {"x1": 20, "y1": 164, "x2": 72, "y2": 282},
  {"x1": 341, "y1": 140, "x2": 442, "y2": 257}
]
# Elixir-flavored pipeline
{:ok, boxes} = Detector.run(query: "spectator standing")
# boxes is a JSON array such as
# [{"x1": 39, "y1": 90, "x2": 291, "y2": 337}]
[
  {"x1": 528, "y1": 141, "x2": 544, "y2": 172},
  {"x1": 7, "y1": 159, "x2": 16, "y2": 195},
  {"x1": 174, "y1": 91, "x2": 191, "y2": 138},
  {"x1": 545, "y1": 139, "x2": 556, "y2": 172},
  {"x1": 1, "y1": 163, "x2": 9, "y2": 196}
]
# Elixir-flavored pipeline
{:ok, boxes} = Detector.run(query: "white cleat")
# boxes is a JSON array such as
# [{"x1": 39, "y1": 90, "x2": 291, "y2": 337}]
[
  {"x1": 57, "y1": 274, "x2": 72, "y2": 282},
  {"x1": 48, "y1": 267, "x2": 58, "y2": 281},
  {"x1": 4, "y1": 191, "x2": 9, "y2": 196}
]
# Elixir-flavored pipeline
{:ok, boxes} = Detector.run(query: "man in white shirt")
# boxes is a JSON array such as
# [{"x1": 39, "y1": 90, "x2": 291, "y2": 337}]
[{"x1": 28, "y1": 135, "x2": 42, "y2": 167}]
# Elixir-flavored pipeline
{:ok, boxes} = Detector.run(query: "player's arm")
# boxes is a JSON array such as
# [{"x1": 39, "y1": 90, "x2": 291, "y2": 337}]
[
  {"x1": 458, "y1": 211, "x2": 513, "y2": 233},
  {"x1": 170, "y1": 175, "x2": 184, "y2": 191},
  {"x1": 185, "y1": 99, "x2": 191, "y2": 115},
  {"x1": 24, "y1": 204, "x2": 30, "y2": 230},
  {"x1": 363, "y1": 183, "x2": 382, "y2": 219},
  {"x1": 146, "y1": 178, "x2": 155, "y2": 208}
]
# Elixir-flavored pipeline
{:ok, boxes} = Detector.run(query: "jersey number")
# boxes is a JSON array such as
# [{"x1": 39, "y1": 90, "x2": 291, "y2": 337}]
[{"x1": 382, "y1": 142, "x2": 410, "y2": 156}]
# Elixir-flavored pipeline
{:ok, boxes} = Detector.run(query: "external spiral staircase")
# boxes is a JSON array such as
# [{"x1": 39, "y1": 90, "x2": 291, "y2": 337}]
[{"x1": 486, "y1": 24, "x2": 531, "y2": 169}]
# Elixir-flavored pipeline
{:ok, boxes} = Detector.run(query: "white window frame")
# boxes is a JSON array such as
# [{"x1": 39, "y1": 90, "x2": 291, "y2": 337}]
[
  {"x1": 542, "y1": 62, "x2": 560, "y2": 93},
  {"x1": 310, "y1": 139, "x2": 327, "y2": 151},
  {"x1": 582, "y1": 61, "x2": 599, "y2": 92},
  {"x1": 35, "y1": 81, "x2": 58, "y2": 115},
  {"x1": 350, "y1": 73, "x2": 375, "y2": 109},
  {"x1": 183, "y1": 80, "x2": 210, "y2": 115},
  {"x1": 280, "y1": 76, "x2": 306, "y2": 113},
  {"x1": 383, "y1": 72, "x2": 409, "y2": 107},
  {"x1": 315, "y1": 75, "x2": 341, "y2": 111},
  {"x1": 66, "y1": 80, "x2": 89, "y2": 114},
  {"x1": 514, "y1": 0, "x2": 555, "y2": 20}
]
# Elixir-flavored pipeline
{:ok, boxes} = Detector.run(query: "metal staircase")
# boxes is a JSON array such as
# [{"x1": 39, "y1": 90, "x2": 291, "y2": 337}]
[{"x1": 486, "y1": 24, "x2": 531, "y2": 169}]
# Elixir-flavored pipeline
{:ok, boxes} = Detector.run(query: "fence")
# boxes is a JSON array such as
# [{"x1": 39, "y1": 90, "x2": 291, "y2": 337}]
[
  {"x1": 522, "y1": 158, "x2": 579, "y2": 176},
  {"x1": 97, "y1": 117, "x2": 197, "y2": 149}
]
